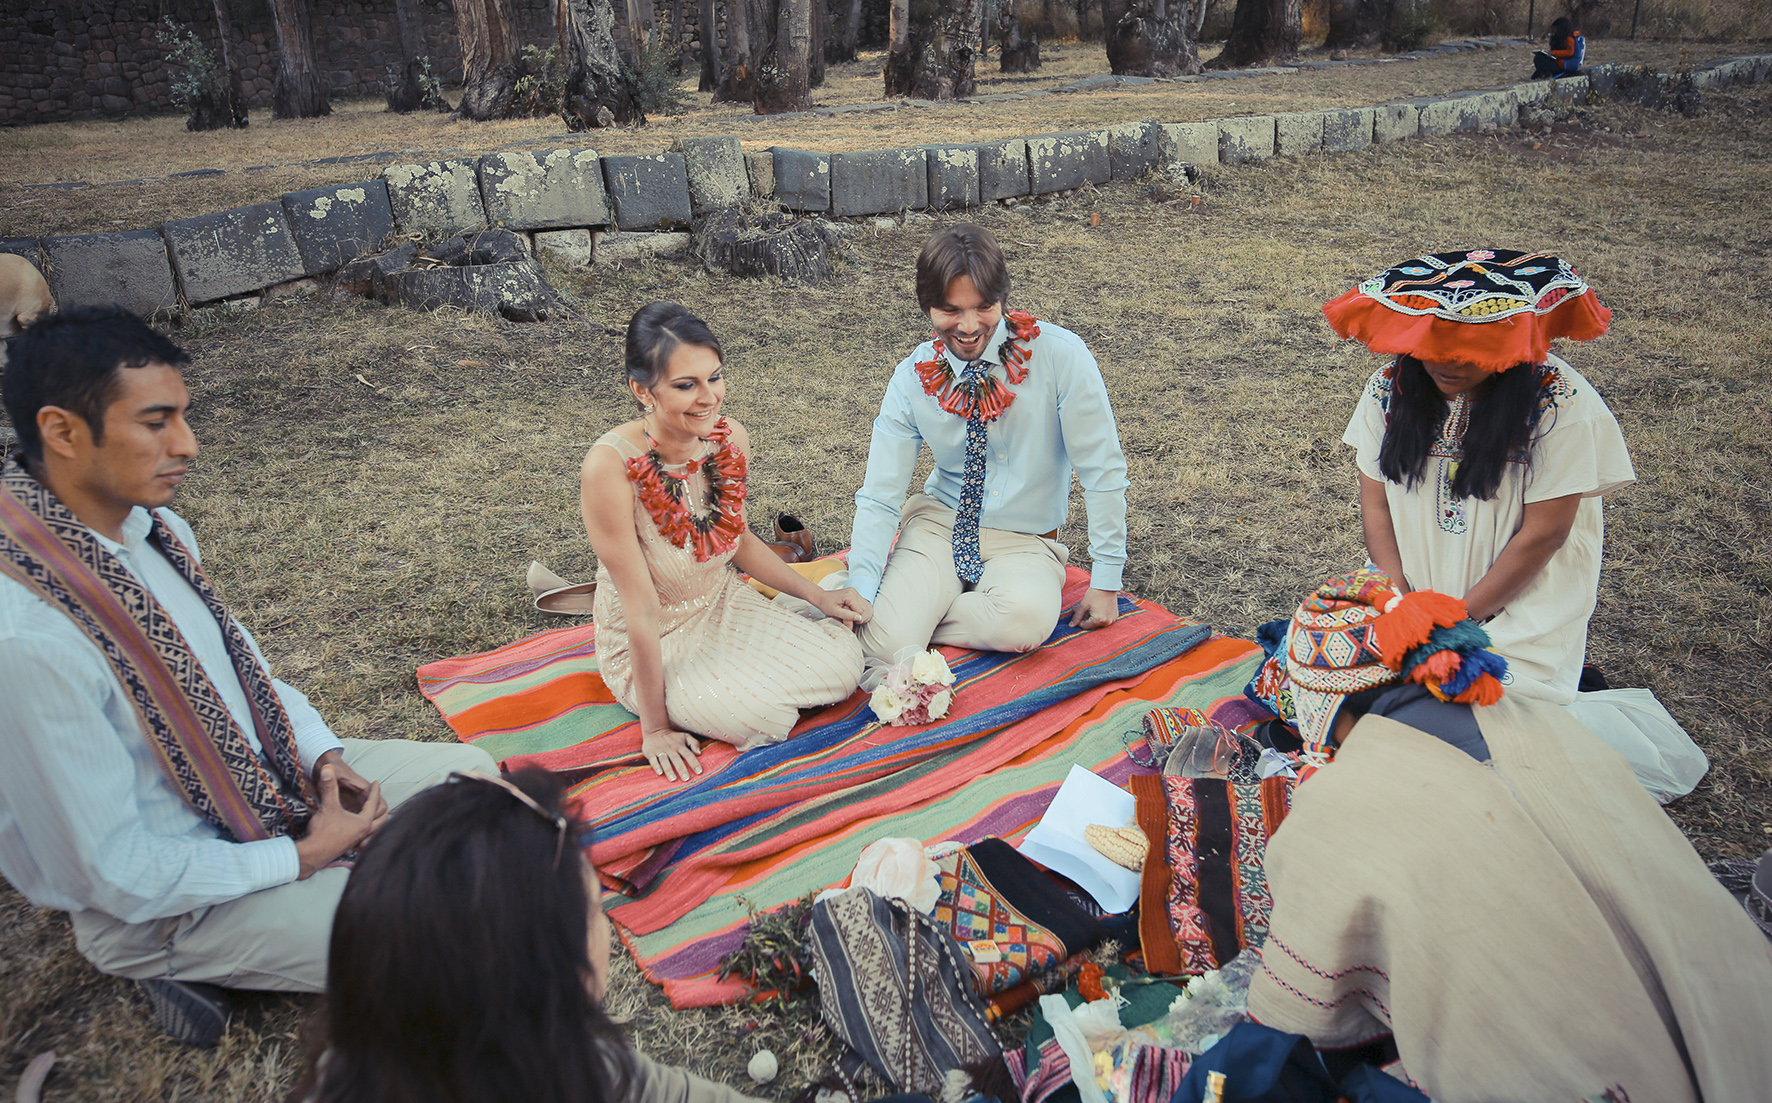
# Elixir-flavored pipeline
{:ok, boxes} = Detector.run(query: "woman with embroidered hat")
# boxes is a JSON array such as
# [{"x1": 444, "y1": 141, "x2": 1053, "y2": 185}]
[
  {"x1": 1323, "y1": 250, "x2": 1707, "y2": 800},
  {"x1": 1244, "y1": 568, "x2": 1772, "y2": 1103}
]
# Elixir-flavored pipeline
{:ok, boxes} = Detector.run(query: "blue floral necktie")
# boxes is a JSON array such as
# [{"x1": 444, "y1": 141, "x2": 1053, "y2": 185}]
[{"x1": 952, "y1": 359, "x2": 990, "y2": 584}]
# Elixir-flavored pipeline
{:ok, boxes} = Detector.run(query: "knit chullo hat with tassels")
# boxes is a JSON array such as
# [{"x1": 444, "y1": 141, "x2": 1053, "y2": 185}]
[{"x1": 1284, "y1": 567, "x2": 1508, "y2": 759}]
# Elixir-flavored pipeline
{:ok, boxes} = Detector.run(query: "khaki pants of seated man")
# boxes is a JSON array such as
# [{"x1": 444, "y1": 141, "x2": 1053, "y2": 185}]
[
  {"x1": 860, "y1": 494, "x2": 1068, "y2": 665},
  {"x1": 70, "y1": 737, "x2": 496, "y2": 993}
]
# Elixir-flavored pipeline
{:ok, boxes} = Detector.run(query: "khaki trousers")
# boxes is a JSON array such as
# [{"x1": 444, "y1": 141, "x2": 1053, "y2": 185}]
[
  {"x1": 70, "y1": 737, "x2": 496, "y2": 993},
  {"x1": 859, "y1": 494, "x2": 1068, "y2": 666}
]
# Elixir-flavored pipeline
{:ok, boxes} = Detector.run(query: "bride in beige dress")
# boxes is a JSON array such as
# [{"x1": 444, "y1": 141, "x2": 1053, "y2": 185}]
[{"x1": 581, "y1": 302, "x2": 870, "y2": 782}]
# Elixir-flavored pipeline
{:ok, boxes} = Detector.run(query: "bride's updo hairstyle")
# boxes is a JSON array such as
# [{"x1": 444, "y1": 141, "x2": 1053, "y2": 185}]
[{"x1": 624, "y1": 302, "x2": 725, "y2": 393}]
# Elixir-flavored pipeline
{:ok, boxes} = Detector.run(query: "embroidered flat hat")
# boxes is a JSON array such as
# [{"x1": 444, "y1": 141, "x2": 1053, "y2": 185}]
[
  {"x1": 1322, "y1": 249, "x2": 1611, "y2": 372},
  {"x1": 1284, "y1": 566, "x2": 1508, "y2": 752}
]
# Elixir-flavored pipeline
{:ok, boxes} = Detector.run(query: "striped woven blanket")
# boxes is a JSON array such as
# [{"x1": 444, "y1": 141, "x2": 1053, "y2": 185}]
[{"x1": 418, "y1": 566, "x2": 1265, "y2": 1006}]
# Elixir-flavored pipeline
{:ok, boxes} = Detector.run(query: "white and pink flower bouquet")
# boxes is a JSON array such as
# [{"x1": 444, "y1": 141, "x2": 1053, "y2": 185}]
[{"x1": 869, "y1": 647, "x2": 958, "y2": 726}]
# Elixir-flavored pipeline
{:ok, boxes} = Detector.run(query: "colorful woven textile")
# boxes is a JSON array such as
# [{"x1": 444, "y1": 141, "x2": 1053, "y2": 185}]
[
  {"x1": 0, "y1": 462, "x2": 314, "y2": 841},
  {"x1": 1134, "y1": 771, "x2": 1293, "y2": 976},
  {"x1": 1322, "y1": 249, "x2": 1611, "y2": 372},
  {"x1": 933, "y1": 838, "x2": 1103, "y2": 995},
  {"x1": 1005, "y1": 1037, "x2": 1192, "y2": 1103},
  {"x1": 1145, "y1": 707, "x2": 1262, "y2": 782},
  {"x1": 614, "y1": 634, "x2": 1268, "y2": 1007},
  {"x1": 810, "y1": 887, "x2": 1003, "y2": 1097},
  {"x1": 416, "y1": 621, "x2": 637, "y2": 771},
  {"x1": 567, "y1": 574, "x2": 1209, "y2": 932}
]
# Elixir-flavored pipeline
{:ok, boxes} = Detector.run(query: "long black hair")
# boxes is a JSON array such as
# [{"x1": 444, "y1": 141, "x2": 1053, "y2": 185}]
[
  {"x1": 1377, "y1": 356, "x2": 1546, "y2": 502},
  {"x1": 1548, "y1": 16, "x2": 1575, "y2": 50},
  {"x1": 294, "y1": 768, "x2": 632, "y2": 1103}
]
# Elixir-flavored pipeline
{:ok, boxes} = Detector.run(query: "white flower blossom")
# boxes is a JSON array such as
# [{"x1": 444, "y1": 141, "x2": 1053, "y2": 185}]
[
  {"x1": 911, "y1": 649, "x2": 955, "y2": 686},
  {"x1": 870, "y1": 684, "x2": 908, "y2": 722},
  {"x1": 926, "y1": 688, "x2": 953, "y2": 719}
]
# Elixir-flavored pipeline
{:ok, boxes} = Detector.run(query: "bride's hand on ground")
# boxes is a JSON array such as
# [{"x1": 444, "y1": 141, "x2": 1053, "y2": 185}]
[
  {"x1": 812, "y1": 587, "x2": 873, "y2": 625},
  {"x1": 641, "y1": 727, "x2": 704, "y2": 781}
]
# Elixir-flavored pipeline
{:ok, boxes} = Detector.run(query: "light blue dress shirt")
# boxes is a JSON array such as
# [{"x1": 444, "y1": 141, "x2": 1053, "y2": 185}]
[
  {"x1": 0, "y1": 506, "x2": 342, "y2": 923},
  {"x1": 849, "y1": 317, "x2": 1130, "y2": 603}
]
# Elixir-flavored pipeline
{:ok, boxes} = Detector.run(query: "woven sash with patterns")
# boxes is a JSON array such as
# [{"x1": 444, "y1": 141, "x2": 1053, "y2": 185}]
[{"x1": 0, "y1": 462, "x2": 314, "y2": 842}]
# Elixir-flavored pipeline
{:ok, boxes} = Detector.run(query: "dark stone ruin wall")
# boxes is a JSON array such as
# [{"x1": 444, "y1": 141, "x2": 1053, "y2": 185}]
[{"x1": 0, "y1": 0, "x2": 556, "y2": 126}]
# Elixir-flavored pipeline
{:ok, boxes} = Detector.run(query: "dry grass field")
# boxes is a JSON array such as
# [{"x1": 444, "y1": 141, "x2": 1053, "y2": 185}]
[
  {"x1": 1, "y1": 53, "x2": 1770, "y2": 1103},
  {"x1": 0, "y1": 37, "x2": 1747, "y2": 237}
]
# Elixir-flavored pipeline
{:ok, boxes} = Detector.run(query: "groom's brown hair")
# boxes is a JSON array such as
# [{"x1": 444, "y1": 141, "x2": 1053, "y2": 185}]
[{"x1": 915, "y1": 224, "x2": 1011, "y2": 313}]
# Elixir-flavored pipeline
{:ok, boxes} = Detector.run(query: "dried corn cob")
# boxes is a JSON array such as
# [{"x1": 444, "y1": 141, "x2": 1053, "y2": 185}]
[{"x1": 1084, "y1": 824, "x2": 1148, "y2": 870}]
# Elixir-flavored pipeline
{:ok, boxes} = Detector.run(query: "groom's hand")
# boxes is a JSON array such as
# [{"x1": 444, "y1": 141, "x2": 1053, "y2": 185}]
[{"x1": 1067, "y1": 588, "x2": 1120, "y2": 630}]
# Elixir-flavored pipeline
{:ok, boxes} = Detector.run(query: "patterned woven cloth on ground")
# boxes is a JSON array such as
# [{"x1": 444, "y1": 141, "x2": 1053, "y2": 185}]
[
  {"x1": 1134, "y1": 771, "x2": 1293, "y2": 977},
  {"x1": 933, "y1": 838, "x2": 1105, "y2": 995},
  {"x1": 616, "y1": 636, "x2": 1269, "y2": 1008},
  {"x1": 809, "y1": 887, "x2": 1004, "y2": 1098},
  {"x1": 421, "y1": 565, "x2": 1212, "y2": 934}
]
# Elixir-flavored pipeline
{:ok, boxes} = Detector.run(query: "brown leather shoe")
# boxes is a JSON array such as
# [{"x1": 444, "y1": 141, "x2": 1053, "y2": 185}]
[
  {"x1": 764, "y1": 539, "x2": 806, "y2": 563},
  {"x1": 774, "y1": 514, "x2": 816, "y2": 560}
]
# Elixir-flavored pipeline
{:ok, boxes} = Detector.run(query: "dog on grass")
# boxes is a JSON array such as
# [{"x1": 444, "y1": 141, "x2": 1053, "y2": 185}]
[{"x1": 0, "y1": 253, "x2": 55, "y2": 338}]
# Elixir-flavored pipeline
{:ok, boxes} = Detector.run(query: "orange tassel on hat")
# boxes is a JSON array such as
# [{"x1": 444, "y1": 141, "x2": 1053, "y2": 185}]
[
  {"x1": 1372, "y1": 590, "x2": 1468, "y2": 671},
  {"x1": 1453, "y1": 672, "x2": 1505, "y2": 706},
  {"x1": 1413, "y1": 649, "x2": 1462, "y2": 684}
]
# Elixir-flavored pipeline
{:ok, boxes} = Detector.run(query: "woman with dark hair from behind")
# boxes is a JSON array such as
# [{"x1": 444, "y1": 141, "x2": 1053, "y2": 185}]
[
  {"x1": 582, "y1": 301, "x2": 869, "y2": 783},
  {"x1": 1532, "y1": 16, "x2": 1584, "y2": 78},
  {"x1": 292, "y1": 767, "x2": 766, "y2": 1103}
]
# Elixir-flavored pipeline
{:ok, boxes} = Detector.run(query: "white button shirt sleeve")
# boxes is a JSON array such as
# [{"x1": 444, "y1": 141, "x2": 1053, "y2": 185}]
[
  {"x1": 848, "y1": 359, "x2": 926, "y2": 603},
  {"x1": 1054, "y1": 348, "x2": 1130, "y2": 592},
  {"x1": 0, "y1": 629, "x2": 300, "y2": 923}
]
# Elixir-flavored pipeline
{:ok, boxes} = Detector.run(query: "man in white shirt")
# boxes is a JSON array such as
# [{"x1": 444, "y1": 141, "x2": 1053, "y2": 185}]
[
  {"x1": 849, "y1": 224, "x2": 1130, "y2": 675},
  {"x1": 0, "y1": 308, "x2": 494, "y2": 1045}
]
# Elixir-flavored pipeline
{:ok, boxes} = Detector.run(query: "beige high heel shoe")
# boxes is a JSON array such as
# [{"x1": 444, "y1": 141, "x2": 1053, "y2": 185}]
[{"x1": 527, "y1": 560, "x2": 597, "y2": 616}]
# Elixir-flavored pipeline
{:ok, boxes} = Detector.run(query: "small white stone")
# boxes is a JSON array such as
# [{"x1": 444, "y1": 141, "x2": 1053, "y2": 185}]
[{"x1": 747, "y1": 1050, "x2": 779, "y2": 1084}]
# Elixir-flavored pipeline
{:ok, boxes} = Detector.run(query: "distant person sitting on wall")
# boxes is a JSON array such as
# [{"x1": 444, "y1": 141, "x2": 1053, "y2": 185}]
[{"x1": 1532, "y1": 17, "x2": 1585, "y2": 79}]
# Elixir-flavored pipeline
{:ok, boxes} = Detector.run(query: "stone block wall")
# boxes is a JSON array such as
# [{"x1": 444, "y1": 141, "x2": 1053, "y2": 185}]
[
  {"x1": 13, "y1": 55, "x2": 1768, "y2": 318},
  {"x1": 0, "y1": 0, "x2": 554, "y2": 125}
]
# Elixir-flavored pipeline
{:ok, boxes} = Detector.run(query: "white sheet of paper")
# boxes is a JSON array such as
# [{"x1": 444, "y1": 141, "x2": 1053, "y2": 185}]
[{"x1": 1017, "y1": 763, "x2": 1141, "y2": 913}]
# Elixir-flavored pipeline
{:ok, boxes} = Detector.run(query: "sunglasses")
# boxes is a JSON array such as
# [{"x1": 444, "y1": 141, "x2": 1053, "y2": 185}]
[{"x1": 450, "y1": 771, "x2": 571, "y2": 867}]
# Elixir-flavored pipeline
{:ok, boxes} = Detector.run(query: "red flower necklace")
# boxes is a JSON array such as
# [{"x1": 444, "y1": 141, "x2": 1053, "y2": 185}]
[
  {"x1": 625, "y1": 417, "x2": 748, "y2": 562},
  {"x1": 914, "y1": 309, "x2": 1040, "y2": 423}
]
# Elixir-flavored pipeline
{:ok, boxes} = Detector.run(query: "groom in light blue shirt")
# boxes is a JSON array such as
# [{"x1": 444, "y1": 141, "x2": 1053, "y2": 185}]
[{"x1": 849, "y1": 224, "x2": 1129, "y2": 674}]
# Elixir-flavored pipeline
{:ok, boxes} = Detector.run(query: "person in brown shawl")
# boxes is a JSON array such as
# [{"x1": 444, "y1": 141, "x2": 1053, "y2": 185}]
[{"x1": 1247, "y1": 568, "x2": 1772, "y2": 1102}]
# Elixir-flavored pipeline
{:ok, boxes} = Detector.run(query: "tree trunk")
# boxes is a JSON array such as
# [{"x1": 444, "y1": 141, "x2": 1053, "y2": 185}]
[
  {"x1": 1108, "y1": 0, "x2": 1200, "y2": 75},
  {"x1": 267, "y1": 0, "x2": 330, "y2": 118},
  {"x1": 998, "y1": 5, "x2": 1040, "y2": 72},
  {"x1": 716, "y1": 0, "x2": 755, "y2": 102},
  {"x1": 1194, "y1": 0, "x2": 1211, "y2": 36},
  {"x1": 559, "y1": 0, "x2": 647, "y2": 126},
  {"x1": 699, "y1": 0, "x2": 722, "y2": 89},
  {"x1": 830, "y1": 0, "x2": 862, "y2": 61},
  {"x1": 1206, "y1": 0, "x2": 1299, "y2": 67},
  {"x1": 1324, "y1": 0, "x2": 1390, "y2": 48},
  {"x1": 885, "y1": 0, "x2": 983, "y2": 99},
  {"x1": 809, "y1": 0, "x2": 827, "y2": 86},
  {"x1": 753, "y1": 0, "x2": 811, "y2": 113},
  {"x1": 195, "y1": 0, "x2": 250, "y2": 128},
  {"x1": 671, "y1": 0, "x2": 686, "y2": 50},
  {"x1": 452, "y1": 0, "x2": 520, "y2": 118},
  {"x1": 387, "y1": 0, "x2": 449, "y2": 111},
  {"x1": 630, "y1": 0, "x2": 657, "y2": 51}
]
